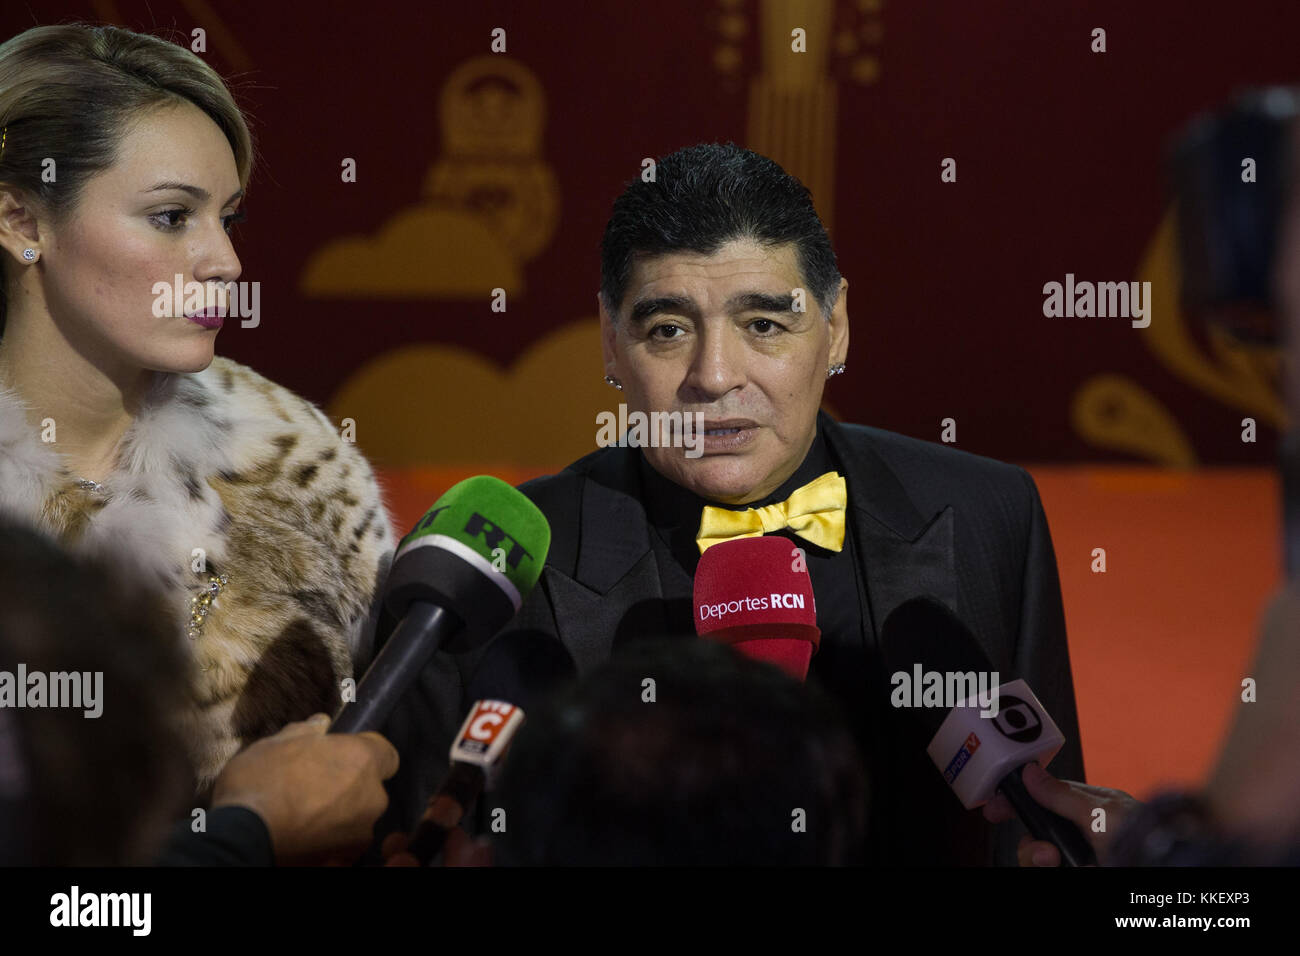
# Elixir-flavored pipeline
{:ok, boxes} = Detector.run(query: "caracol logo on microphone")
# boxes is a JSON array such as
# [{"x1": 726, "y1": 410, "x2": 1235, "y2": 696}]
[
  {"x1": 698, "y1": 592, "x2": 806, "y2": 621},
  {"x1": 452, "y1": 699, "x2": 525, "y2": 772},
  {"x1": 459, "y1": 701, "x2": 518, "y2": 754}
]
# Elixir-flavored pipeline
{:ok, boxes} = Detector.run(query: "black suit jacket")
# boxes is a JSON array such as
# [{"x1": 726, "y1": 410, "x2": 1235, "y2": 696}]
[{"x1": 380, "y1": 412, "x2": 1086, "y2": 865}]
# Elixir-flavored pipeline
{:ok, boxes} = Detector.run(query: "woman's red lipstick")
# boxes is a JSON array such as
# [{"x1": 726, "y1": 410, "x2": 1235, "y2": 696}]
[{"x1": 185, "y1": 307, "x2": 224, "y2": 330}]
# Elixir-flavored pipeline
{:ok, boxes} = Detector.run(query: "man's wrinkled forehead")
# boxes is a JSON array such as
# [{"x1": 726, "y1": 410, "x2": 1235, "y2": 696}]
[{"x1": 619, "y1": 240, "x2": 806, "y2": 320}]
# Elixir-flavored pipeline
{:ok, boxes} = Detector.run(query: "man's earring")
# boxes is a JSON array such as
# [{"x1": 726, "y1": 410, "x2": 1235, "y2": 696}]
[
  {"x1": 827, "y1": 363, "x2": 846, "y2": 378},
  {"x1": 604, "y1": 374, "x2": 623, "y2": 390},
  {"x1": 22, "y1": 248, "x2": 37, "y2": 262}
]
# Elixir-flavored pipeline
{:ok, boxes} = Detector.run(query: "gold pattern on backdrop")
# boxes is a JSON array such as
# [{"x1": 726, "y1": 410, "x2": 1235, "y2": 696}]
[
  {"x1": 730, "y1": 0, "x2": 884, "y2": 234},
  {"x1": 1071, "y1": 375, "x2": 1196, "y2": 468},
  {"x1": 328, "y1": 320, "x2": 609, "y2": 470},
  {"x1": 300, "y1": 57, "x2": 557, "y2": 298},
  {"x1": 1070, "y1": 209, "x2": 1283, "y2": 464},
  {"x1": 713, "y1": 0, "x2": 747, "y2": 79},
  {"x1": 423, "y1": 57, "x2": 559, "y2": 261},
  {"x1": 839, "y1": 0, "x2": 884, "y2": 85},
  {"x1": 747, "y1": 0, "x2": 839, "y2": 231},
  {"x1": 1138, "y1": 211, "x2": 1283, "y2": 428}
]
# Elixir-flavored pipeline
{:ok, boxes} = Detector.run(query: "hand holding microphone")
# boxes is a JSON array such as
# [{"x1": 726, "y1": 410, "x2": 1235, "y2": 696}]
[
  {"x1": 981, "y1": 763, "x2": 1142, "y2": 866},
  {"x1": 881, "y1": 596, "x2": 1098, "y2": 866},
  {"x1": 211, "y1": 714, "x2": 399, "y2": 866}
]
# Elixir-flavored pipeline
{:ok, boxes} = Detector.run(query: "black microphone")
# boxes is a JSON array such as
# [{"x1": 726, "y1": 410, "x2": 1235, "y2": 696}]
[
  {"x1": 401, "y1": 630, "x2": 576, "y2": 865},
  {"x1": 880, "y1": 596, "x2": 1097, "y2": 867},
  {"x1": 331, "y1": 476, "x2": 550, "y2": 735}
]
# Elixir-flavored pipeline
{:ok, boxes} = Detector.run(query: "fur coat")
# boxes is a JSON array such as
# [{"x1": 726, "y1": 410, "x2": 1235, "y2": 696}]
[{"x1": 0, "y1": 355, "x2": 396, "y2": 788}]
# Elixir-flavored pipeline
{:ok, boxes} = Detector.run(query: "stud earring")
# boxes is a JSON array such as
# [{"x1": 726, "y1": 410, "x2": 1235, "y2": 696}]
[
  {"x1": 604, "y1": 375, "x2": 623, "y2": 390},
  {"x1": 827, "y1": 363, "x2": 846, "y2": 378},
  {"x1": 22, "y1": 248, "x2": 37, "y2": 262}
]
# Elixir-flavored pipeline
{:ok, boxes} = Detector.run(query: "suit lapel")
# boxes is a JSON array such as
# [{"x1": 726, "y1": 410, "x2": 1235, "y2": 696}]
[
  {"x1": 543, "y1": 446, "x2": 673, "y2": 672},
  {"x1": 820, "y1": 413, "x2": 958, "y2": 638}
]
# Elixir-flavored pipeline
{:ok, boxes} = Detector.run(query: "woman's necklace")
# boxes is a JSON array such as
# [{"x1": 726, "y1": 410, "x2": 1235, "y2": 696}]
[
  {"x1": 71, "y1": 472, "x2": 228, "y2": 662},
  {"x1": 73, "y1": 477, "x2": 108, "y2": 495}
]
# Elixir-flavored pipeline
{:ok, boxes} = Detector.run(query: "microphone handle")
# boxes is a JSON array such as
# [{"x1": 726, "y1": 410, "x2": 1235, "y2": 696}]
[
  {"x1": 406, "y1": 817, "x2": 453, "y2": 866},
  {"x1": 330, "y1": 602, "x2": 458, "y2": 734},
  {"x1": 407, "y1": 763, "x2": 484, "y2": 865},
  {"x1": 998, "y1": 767, "x2": 1098, "y2": 867}
]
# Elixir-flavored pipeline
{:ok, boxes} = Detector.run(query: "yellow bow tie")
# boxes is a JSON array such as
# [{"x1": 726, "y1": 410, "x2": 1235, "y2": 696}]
[{"x1": 696, "y1": 471, "x2": 847, "y2": 554}]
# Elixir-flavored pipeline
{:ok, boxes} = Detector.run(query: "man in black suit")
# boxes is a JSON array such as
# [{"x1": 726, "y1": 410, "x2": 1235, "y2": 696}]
[{"x1": 382, "y1": 142, "x2": 1085, "y2": 865}]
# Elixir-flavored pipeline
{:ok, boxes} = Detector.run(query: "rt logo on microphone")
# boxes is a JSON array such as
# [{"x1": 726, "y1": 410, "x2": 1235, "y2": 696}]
[{"x1": 464, "y1": 513, "x2": 533, "y2": 570}]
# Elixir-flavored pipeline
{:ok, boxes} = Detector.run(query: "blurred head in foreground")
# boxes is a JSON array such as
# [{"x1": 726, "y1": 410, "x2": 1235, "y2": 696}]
[
  {"x1": 0, "y1": 519, "x2": 191, "y2": 864},
  {"x1": 494, "y1": 639, "x2": 867, "y2": 865}
]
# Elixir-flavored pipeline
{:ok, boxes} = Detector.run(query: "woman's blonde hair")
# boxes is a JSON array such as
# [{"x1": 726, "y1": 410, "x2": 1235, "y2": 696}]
[{"x1": 0, "y1": 23, "x2": 255, "y2": 335}]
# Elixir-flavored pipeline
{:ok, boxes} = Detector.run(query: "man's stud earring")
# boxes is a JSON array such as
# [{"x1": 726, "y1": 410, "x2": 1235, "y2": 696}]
[
  {"x1": 604, "y1": 375, "x2": 623, "y2": 390},
  {"x1": 827, "y1": 363, "x2": 846, "y2": 378},
  {"x1": 22, "y1": 248, "x2": 37, "y2": 262}
]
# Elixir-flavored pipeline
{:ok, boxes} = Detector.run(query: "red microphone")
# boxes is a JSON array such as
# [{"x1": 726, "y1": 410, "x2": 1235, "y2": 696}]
[{"x1": 693, "y1": 536, "x2": 820, "y2": 681}]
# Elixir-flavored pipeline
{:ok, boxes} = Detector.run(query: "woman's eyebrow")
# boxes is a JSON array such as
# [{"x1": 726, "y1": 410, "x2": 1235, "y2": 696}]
[{"x1": 142, "y1": 182, "x2": 244, "y2": 205}]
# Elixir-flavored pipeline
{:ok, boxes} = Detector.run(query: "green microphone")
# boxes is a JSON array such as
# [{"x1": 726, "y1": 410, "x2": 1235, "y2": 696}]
[{"x1": 331, "y1": 475, "x2": 550, "y2": 734}]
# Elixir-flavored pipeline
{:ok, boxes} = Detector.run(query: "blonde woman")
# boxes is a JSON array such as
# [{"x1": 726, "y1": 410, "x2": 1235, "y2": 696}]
[{"x1": 0, "y1": 24, "x2": 395, "y2": 789}]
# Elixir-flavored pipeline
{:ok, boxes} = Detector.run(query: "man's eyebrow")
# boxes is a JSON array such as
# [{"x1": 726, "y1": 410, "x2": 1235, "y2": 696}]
[
  {"x1": 726, "y1": 291, "x2": 797, "y2": 313},
  {"x1": 143, "y1": 182, "x2": 244, "y2": 206},
  {"x1": 628, "y1": 294, "x2": 699, "y2": 324}
]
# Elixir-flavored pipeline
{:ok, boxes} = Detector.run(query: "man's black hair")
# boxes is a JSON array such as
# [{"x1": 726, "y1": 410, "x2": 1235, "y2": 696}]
[
  {"x1": 599, "y1": 142, "x2": 842, "y2": 317},
  {"x1": 493, "y1": 638, "x2": 868, "y2": 865}
]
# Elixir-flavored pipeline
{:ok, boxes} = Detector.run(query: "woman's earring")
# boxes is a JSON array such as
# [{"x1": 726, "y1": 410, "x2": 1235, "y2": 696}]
[
  {"x1": 604, "y1": 374, "x2": 623, "y2": 390},
  {"x1": 22, "y1": 248, "x2": 37, "y2": 262},
  {"x1": 827, "y1": 363, "x2": 846, "y2": 378}
]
